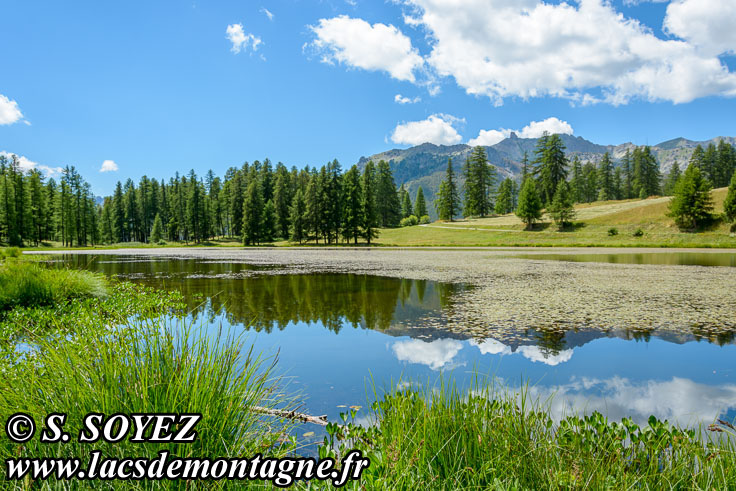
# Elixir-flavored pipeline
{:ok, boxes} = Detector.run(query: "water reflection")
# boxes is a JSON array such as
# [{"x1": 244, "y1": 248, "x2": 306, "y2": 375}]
[{"x1": 55, "y1": 255, "x2": 736, "y2": 429}]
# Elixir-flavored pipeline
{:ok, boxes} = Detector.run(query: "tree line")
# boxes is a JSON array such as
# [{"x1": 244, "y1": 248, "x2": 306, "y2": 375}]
[
  {"x1": 0, "y1": 155, "x2": 99, "y2": 247},
  {"x1": 3, "y1": 136, "x2": 736, "y2": 246}
]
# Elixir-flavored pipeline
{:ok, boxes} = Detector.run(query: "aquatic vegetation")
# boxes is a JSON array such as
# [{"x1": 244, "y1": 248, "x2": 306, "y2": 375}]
[
  {"x1": 0, "y1": 321, "x2": 298, "y2": 489},
  {"x1": 0, "y1": 260, "x2": 107, "y2": 311},
  {"x1": 323, "y1": 381, "x2": 736, "y2": 489}
]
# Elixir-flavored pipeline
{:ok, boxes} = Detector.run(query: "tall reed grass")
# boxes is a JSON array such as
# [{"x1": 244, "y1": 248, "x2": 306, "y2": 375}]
[
  {"x1": 325, "y1": 379, "x2": 736, "y2": 489},
  {"x1": 0, "y1": 260, "x2": 107, "y2": 311},
  {"x1": 0, "y1": 321, "x2": 297, "y2": 489}
]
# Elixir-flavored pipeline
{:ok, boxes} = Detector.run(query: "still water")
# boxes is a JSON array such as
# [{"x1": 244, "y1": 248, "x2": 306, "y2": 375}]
[{"x1": 59, "y1": 254, "x2": 736, "y2": 440}]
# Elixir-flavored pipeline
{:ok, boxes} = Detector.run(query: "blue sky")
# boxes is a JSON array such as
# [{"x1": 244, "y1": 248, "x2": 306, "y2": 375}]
[{"x1": 2, "y1": 0, "x2": 736, "y2": 194}]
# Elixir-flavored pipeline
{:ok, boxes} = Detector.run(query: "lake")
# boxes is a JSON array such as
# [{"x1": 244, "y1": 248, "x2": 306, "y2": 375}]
[{"x1": 52, "y1": 249, "x2": 736, "y2": 447}]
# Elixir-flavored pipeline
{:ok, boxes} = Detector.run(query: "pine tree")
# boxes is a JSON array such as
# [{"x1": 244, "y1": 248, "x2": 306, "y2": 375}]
[
  {"x1": 242, "y1": 180, "x2": 264, "y2": 245},
  {"x1": 400, "y1": 186, "x2": 412, "y2": 218},
  {"x1": 151, "y1": 213, "x2": 164, "y2": 243},
  {"x1": 463, "y1": 147, "x2": 496, "y2": 217},
  {"x1": 668, "y1": 164, "x2": 713, "y2": 230},
  {"x1": 570, "y1": 156, "x2": 584, "y2": 203},
  {"x1": 361, "y1": 161, "x2": 379, "y2": 244},
  {"x1": 549, "y1": 181, "x2": 576, "y2": 230},
  {"x1": 597, "y1": 153, "x2": 614, "y2": 201},
  {"x1": 305, "y1": 171, "x2": 324, "y2": 244},
  {"x1": 663, "y1": 162, "x2": 682, "y2": 196},
  {"x1": 342, "y1": 165, "x2": 363, "y2": 244},
  {"x1": 533, "y1": 133, "x2": 568, "y2": 204},
  {"x1": 520, "y1": 151, "x2": 530, "y2": 180},
  {"x1": 716, "y1": 140, "x2": 736, "y2": 188},
  {"x1": 100, "y1": 198, "x2": 114, "y2": 244},
  {"x1": 723, "y1": 172, "x2": 736, "y2": 223},
  {"x1": 494, "y1": 178, "x2": 513, "y2": 214},
  {"x1": 325, "y1": 159, "x2": 342, "y2": 243},
  {"x1": 375, "y1": 160, "x2": 401, "y2": 227},
  {"x1": 435, "y1": 158, "x2": 461, "y2": 221},
  {"x1": 273, "y1": 164, "x2": 293, "y2": 239},
  {"x1": 413, "y1": 186, "x2": 427, "y2": 218},
  {"x1": 289, "y1": 189, "x2": 307, "y2": 244},
  {"x1": 621, "y1": 150, "x2": 633, "y2": 199},
  {"x1": 516, "y1": 178, "x2": 542, "y2": 230},
  {"x1": 262, "y1": 200, "x2": 276, "y2": 242},
  {"x1": 632, "y1": 147, "x2": 661, "y2": 198}
]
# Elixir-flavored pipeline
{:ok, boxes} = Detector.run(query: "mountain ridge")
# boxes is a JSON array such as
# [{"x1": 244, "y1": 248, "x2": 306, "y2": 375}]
[{"x1": 357, "y1": 134, "x2": 736, "y2": 218}]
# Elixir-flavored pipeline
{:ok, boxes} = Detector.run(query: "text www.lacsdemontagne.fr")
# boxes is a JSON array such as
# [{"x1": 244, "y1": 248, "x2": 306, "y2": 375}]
[{"x1": 6, "y1": 450, "x2": 369, "y2": 487}]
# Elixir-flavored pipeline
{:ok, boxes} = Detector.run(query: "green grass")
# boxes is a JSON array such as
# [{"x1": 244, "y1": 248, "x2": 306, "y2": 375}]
[
  {"x1": 328, "y1": 379, "x2": 736, "y2": 489},
  {"x1": 0, "y1": 264, "x2": 733, "y2": 489},
  {"x1": 0, "y1": 320, "x2": 298, "y2": 490},
  {"x1": 0, "y1": 260, "x2": 108, "y2": 311}
]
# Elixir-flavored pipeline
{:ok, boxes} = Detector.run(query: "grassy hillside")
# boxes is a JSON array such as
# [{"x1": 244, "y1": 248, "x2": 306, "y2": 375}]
[{"x1": 376, "y1": 188, "x2": 736, "y2": 248}]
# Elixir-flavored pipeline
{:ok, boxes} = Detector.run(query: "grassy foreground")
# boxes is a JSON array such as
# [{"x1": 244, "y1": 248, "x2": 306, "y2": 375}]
[{"x1": 0, "y1": 257, "x2": 734, "y2": 489}]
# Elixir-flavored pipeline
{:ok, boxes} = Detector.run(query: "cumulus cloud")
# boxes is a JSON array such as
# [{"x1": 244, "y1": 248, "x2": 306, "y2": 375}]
[
  {"x1": 309, "y1": 16, "x2": 424, "y2": 82},
  {"x1": 0, "y1": 94, "x2": 24, "y2": 125},
  {"x1": 260, "y1": 7, "x2": 274, "y2": 21},
  {"x1": 664, "y1": 0, "x2": 736, "y2": 56},
  {"x1": 0, "y1": 151, "x2": 63, "y2": 177},
  {"x1": 470, "y1": 338, "x2": 512, "y2": 356},
  {"x1": 99, "y1": 160, "x2": 118, "y2": 173},
  {"x1": 391, "y1": 114, "x2": 463, "y2": 146},
  {"x1": 392, "y1": 338, "x2": 463, "y2": 370},
  {"x1": 471, "y1": 337, "x2": 573, "y2": 366},
  {"x1": 226, "y1": 23, "x2": 262, "y2": 54},
  {"x1": 468, "y1": 117, "x2": 574, "y2": 146},
  {"x1": 525, "y1": 376, "x2": 736, "y2": 427},
  {"x1": 517, "y1": 346, "x2": 574, "y2": 366},
  {"x1": 394, "y1": 94, "x2": 421, "y2": 104},
  {"x1": 399, "y1": 0, "x2": 736, "y2": 105}
]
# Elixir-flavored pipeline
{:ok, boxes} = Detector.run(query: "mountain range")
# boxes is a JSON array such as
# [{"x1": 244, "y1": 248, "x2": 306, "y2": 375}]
[{"x1": 357, "y1": 133, "x2": 736, "y2": 218}]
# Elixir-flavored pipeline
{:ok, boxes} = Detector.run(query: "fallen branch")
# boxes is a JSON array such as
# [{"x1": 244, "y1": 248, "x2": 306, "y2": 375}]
[{"x1": 252, "y1": 406, "x2": 330, "y2": 426}]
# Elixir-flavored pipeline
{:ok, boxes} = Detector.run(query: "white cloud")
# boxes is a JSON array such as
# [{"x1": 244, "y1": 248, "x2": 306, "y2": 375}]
[
  {"x1": 471, "y1": 337, "x2": 573, "y2": 366},
  {"x1": 518, "y1": 117, "x2": 574, "y2": 138},
  {"x1": 623, "y1": 0, "x2": 667, "y2": 5},
  {"x1": 0, "y1": 94, "x2": 24, "y2": 125},
  {"x1": 392, "y1": 338, "x2": 463, "y2": 370},
  {"x1": 260, "y1": 7, "x2": 274, "y2": 21},
  {"x1": 526, "y1": 376, "x2": 736, "y2": 427},
  {"x1": 226, "y1": 23, "x2": 262, "y2": 54},
  {"x1": 391, "y1": 113, "x2": 463, "y2": 146},
  {"x1": 394, "y1": 94, "x2": 421, "y2": 104},
  {"x1": 100, "y1": 160, "x2": 119, "y2": 173},
  {"x1": 664, "y1": 0, "x2": 736, "y2": 56},
  {"x1": 401, "y1": 0, "x2": 736, "y2": 105},
  {"x1": 517, "y1": 345, "x2": 574, "y2": 366},
  {"x1": 468, "y1": 129, "x2": 510, "y2": 147},
  {"x1": 309, "y1": 16, "x2": 424, "y2": 82},
  {"x1": 469, "y1": 117, "x2": 574, "y2": 146},
  {"x1": 470, "y1": 338, "x2": 512, "y2": 356},
  {"x1": 0, "y1": 151, "x2": 63, "y2": 177}
]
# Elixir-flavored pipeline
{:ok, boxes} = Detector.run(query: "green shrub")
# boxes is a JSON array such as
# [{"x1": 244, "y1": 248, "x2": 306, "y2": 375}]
[
  {"x1": 633, "y1": 228, "x2": 644, "y2": 237},
  {"x1": 607, "y1": 227, "x2": 618, "y2": 236},
  {"x1": 400, "y1": 215, "x2": 419, "y2": 227},
  {"x1": 419, "y1": 215, "x2": 431, "y2": 225}
]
